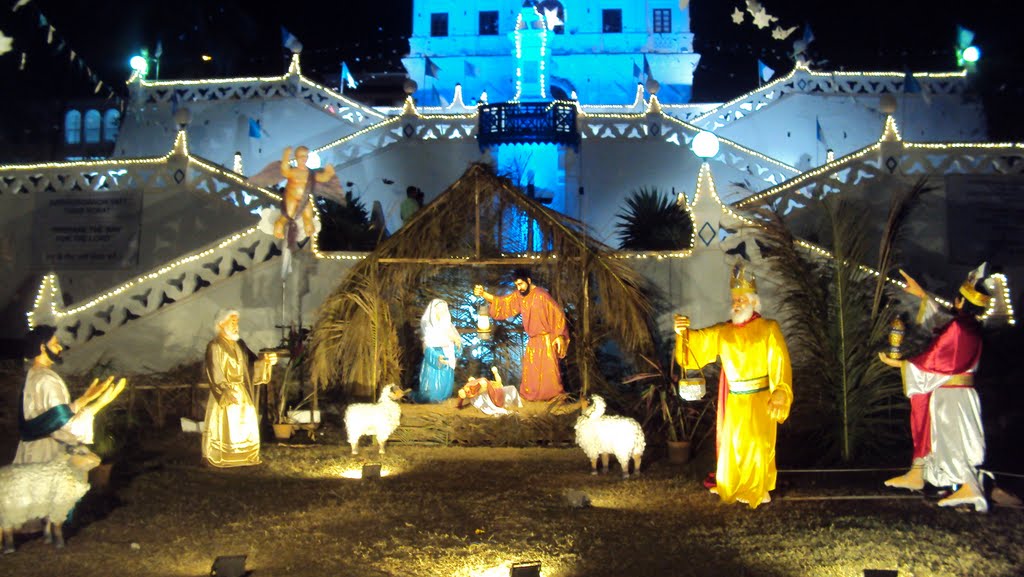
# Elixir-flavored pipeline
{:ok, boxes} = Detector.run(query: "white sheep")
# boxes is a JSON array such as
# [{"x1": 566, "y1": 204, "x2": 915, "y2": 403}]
[
  {"x1": 345, "y1": 383, "x2": 405, "y2": 455},
  {"x1": 1, "y1": 446, "x2": 100, "y2": 553},
  {"x1": 574, "y1": 395, "x2": 646, "y2": 479}
]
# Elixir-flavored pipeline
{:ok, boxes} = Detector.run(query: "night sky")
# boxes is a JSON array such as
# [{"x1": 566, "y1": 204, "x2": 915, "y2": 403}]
[{"x1": 2, "y1": 0, "x2": 1023, "y2": 153}]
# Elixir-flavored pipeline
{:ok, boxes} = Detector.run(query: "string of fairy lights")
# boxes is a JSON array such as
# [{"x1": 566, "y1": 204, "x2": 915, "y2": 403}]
[{"x1": 12, "y1": 61, "x2": 1019, "y2": 329}]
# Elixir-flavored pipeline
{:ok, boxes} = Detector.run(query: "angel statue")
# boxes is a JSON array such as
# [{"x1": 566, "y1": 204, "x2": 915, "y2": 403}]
[{"x1": 249, "y1": 146, "x2": 345, "y2": 253}]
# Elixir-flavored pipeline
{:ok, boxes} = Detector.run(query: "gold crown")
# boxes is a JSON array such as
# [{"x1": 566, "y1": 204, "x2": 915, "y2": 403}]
[
  {"x1": 959, "y1": 262, "x2": 992, "y2": 309},
  {"x1": 730, "y1": 263, "x2": 757, "y2": 295}
]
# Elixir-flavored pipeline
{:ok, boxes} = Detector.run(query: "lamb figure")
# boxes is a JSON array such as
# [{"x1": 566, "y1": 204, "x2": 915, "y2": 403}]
[
  {"x1": 1, "y1": 445, "x2": 100, "y2": 553},
  {"x1": 345, "y1": 383, "x2": 405, "y2": 455},
  {"x1": 574, "y1": 395, "x2": 646, "y2": 479}
]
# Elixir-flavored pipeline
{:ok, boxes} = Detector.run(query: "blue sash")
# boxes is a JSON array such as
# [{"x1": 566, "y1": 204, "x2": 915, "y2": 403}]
[{"x1": 18, "y1": 387, "x2": 74, "y2": 442}]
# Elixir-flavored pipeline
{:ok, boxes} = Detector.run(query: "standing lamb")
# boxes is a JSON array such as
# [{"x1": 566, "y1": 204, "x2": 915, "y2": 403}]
[
  {"x1": 1, "y1": 445, "x2": 100, "y2": 553},
  {"x1": 574, "y1": 395, "x2": 646, "y2": 478},
  {"x1": 345, "y1": 384, "x2": 406, "y2": 455}
]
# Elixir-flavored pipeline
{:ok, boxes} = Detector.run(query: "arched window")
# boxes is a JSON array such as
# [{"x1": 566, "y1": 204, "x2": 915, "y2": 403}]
[
  {"x1": 103, "y1": 109, "x2": 120, "y2": 143},
  {"x1": 84, "y1": 109, "x2": 101, "y2": 144},
  {"x1": 65, "y1": 110, "x2": 82, "y2": 144}
]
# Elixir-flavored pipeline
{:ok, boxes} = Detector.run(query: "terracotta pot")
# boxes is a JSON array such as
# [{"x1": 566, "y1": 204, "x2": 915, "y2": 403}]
[
  {"x1": 667, "y1": 440, "x2": 692, "y2": 464},
  {"x1": 272, "y1": 423, "x2": 295, "y2": 440}
]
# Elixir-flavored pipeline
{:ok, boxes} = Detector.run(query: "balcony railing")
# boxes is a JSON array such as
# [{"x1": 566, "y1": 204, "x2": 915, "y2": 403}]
[{"x1": 478, "y1": 101, "x2": 579, "y2": 150}]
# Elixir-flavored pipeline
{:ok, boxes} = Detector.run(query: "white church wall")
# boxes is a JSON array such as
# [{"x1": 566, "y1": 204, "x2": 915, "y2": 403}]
[
  {"x1": 55, "y1": 251, "x2": 356, "y2": 375},
  {"x1": 717, "y1": 93, "x2": 987, "y2": 169},
  {"x1": 324, "y1": 136, "x2": 485, "y2": 234},
  {"x1": 116, "y1": 98, "x2": 359, "y2": 179},
  {"x1": 576, "y1": 139, "x2": 752, "y2": 246}
]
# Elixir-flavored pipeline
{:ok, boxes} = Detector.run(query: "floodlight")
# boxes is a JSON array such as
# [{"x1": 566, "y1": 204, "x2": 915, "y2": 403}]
[
  {"x1": 691, "y1": 130, "x2": 720, "y2": 159},
  {"x1": 362, "y1": 463, "x2": 382, "y2": 479},
  {"x1": 210, "y1": 555, "x2": 247, "y2": 577},
  {"x1": 510, "y1": 561, "x2": 542, "y2": 577},
  {"x1": 962, "y1": 46, "x2": 981, "y2": 63},
  {"x1": 129, "y1": 55, "x2": 148, "y2": 75}
]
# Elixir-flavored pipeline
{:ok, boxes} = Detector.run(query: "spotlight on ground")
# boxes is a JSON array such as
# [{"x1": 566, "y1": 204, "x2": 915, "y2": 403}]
[
  {"x1": 509, "y1": 560, "x2": 541, "y2": 577},
  {"x1": 863, "y1": 570, "x2": 898, "y2": 577},
  {"x1": 210, "y1": 554, "x2": 247, "y2": 577},
  {"x1": 362, "y1": 463, "x2": 382, "y2": 479}
]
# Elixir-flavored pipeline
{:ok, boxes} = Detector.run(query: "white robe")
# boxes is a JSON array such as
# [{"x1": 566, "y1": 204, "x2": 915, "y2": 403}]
[
  {"x1": 903, "y1": 298, "x2": 986, "y2": 494},
  {"x1": 14, "y1": 367, "x2": 94, "y2": 464},
  {"x1": 202, "y1": 336, "x2": 272, "y2": 467}
]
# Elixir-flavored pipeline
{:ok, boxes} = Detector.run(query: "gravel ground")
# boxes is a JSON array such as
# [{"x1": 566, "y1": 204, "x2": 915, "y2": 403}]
[{"x1": 0, "y1": 423, "x2": 1022, "y2": 577}]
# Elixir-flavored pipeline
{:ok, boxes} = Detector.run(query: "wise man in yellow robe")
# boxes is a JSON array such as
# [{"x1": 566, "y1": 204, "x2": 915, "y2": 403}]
[
  {"x1": 202, "y1": 310, "x2": 276, "y2": 467},
  {"x1": 673, "y1": 264, "x2": 793, "y2": 508}
]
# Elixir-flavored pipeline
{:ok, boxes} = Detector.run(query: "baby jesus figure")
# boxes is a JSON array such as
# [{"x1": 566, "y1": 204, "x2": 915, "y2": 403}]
[{"x1": 455, "y1": 367, "x2": 523, "y2": 416}]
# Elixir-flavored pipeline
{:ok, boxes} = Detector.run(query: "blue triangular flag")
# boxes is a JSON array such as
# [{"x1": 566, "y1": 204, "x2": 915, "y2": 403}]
[
  {"x1": 633, "y1": 61, "x2": 642, "y2": 80},
  {"x1": 758, "y1": 60, "x2": 775, "y2": 83},
  {"x1": 464, "y1": 60, "x2": 477, "y2": 78},
  {"x1": 815, "y1": 117, "x2": 827, "y2": 147},
  {"x1": 425, "y1": 56, "x2": 441, "y2": 78},
  {"x1": 802, "y1": 23, "x2": 815, "y2": 45},
  {"x1": 956, "y1": 25, "x2": 975, "y2": 50},
  {"x1": 248, "y1": 118, "x2": 262, "y2": 139},
  {"x1": 281, "y1": 26, "x2": 303, "y2": 53},
  {"x1": 643, "y1": 54, "x2": 652, "y2": 79},
  {"x1": 341, "y1": 61, "x2": 358, "y2": 89},
  {"x1": 903, "y1": 70, "x2": 922, "y2": 94}
]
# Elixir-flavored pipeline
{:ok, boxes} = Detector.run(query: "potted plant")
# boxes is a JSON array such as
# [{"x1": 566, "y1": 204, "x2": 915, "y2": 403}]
[
  {"x1": 271, "y1": 327, "x2": 311, "y2": 440},
  {"x1": 626, "y1": 354, "x2": 715, "y2": 464}
]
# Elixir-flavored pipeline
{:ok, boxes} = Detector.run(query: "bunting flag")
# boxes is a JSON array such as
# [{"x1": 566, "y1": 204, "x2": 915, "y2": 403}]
[
  {"x1": 340, "y1": 61, "x2": 358, "y2": 89},
  {"x1": 903, "y1": 71, "x2": 922, "y2": 94},
  {"x1": 956, "y1": 25, "x2": 975, "y2": 51},
  {"x1": 10, "y1": 3, "x2": 119, "y2": 102},
  {"x1": 632, "y1": 61, "x2": 642, "y2": 81},
  {"x1": 248, "y1": 118, "x2": 262, "y2": 139},
  {"x1": 642, "y1": 54, "x2": 652, "y2": 80},
  {"x1": 464, "y1": 59, "x2": 477, "y2": 78},
  {"x1": 903, "y1": 70, "x2": 931, "y2": 104},
  {"x1": 816, "y1": 117, "x2": 828, "y2": 148},
  {"x1": 757, "y1": 59, "x2": 775, "y2": 83},
  {"x1": 424, "y1": 56, "x2": 441, "y2": 78},
  {"x1": 802, "y1": 23, "x2": 815, "y2": 45},
  {"x1": 281, "y1": 26, "x2": 303, "y2": 53}
]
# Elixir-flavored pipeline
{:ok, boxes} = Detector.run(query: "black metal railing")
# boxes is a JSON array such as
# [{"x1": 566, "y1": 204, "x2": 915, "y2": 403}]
[{"x1": 477, "y1": 101, "x2": 579, "y2": 150}]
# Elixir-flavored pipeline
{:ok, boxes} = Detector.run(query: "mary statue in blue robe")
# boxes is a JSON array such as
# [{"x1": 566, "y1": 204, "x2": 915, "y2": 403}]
[{"x1": 414, "y1": 299, "x2": 462, "y2": 403}]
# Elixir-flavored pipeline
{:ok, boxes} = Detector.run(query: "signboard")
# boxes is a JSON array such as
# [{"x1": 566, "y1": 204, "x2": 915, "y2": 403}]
[
  {"x1": 946, "y1": 174, "x2": 1024, "y2": 266},
  {"x1": 33, "y1": 190, "x2": 143, "y2": 269}
]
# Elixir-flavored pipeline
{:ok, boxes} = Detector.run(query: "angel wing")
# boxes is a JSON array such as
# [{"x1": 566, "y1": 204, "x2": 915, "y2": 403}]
[
  {"x1": 247, "y1": 160, "x2": 285, "y2": 190},
  {"x1": 312, "y1": 172, "x2": 347, "y2": 204}
]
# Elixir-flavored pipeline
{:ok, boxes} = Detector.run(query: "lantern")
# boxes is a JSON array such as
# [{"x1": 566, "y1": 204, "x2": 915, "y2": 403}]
[{"x1": 477, "y1": 303, "x2": 492, "y2": 341}]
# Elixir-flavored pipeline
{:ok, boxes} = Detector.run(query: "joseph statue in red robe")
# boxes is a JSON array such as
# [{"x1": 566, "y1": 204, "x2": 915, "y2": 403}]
[{"x1": 474, "y1": 269, "x2": 569, "y2": 401}]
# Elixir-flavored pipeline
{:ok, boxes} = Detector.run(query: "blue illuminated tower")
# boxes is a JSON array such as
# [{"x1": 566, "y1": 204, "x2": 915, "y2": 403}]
[
  {"x1": 513, "y1": 3, "x2": 551, "y2": 100},
  {"x1": 403, "y1": 0, "x2": 701, "y2": 105}
]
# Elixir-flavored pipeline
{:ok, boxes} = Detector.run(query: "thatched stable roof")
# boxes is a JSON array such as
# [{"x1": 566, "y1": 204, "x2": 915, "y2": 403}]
[{"x1": 309, "y1": 162, "x2": 656, "y2": 398}]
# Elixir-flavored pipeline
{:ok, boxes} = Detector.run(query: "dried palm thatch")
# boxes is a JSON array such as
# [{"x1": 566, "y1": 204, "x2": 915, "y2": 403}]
[{"x1": 309, "y1": 162, "x2": 656, "y2": 399}]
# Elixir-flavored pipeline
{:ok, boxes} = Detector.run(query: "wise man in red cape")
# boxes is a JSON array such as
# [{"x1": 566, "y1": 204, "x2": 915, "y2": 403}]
[{"x1": 879, "y1": 264, "x2": 993, "y2": 512}]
